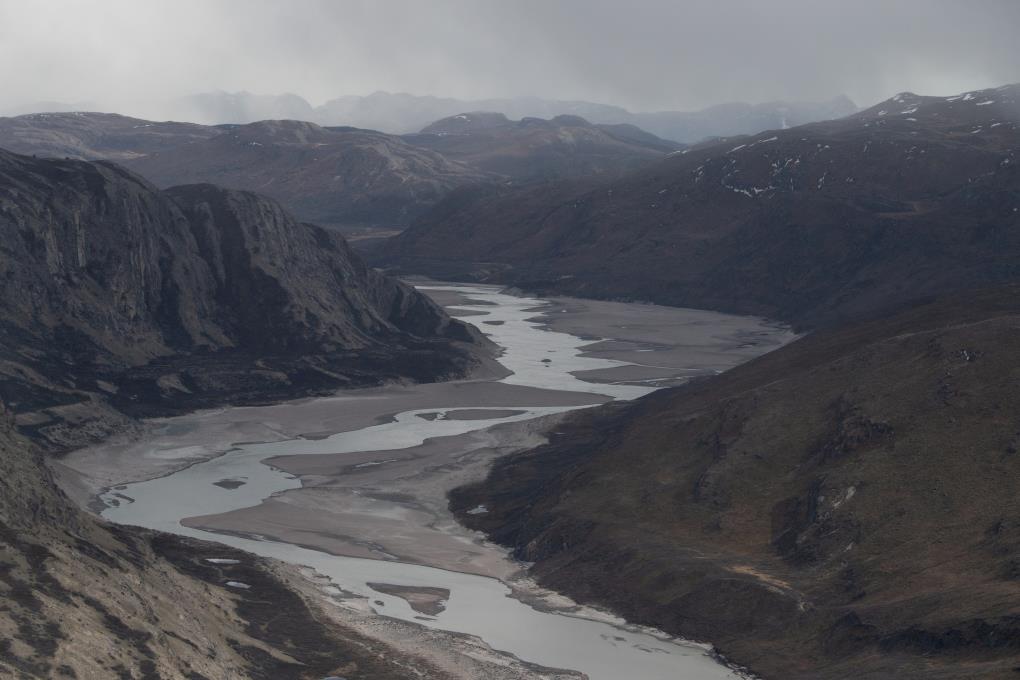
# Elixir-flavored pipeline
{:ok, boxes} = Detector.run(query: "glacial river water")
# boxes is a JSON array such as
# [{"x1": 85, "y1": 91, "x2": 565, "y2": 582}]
[{"x1": 99, "y1": 285, "x2": 763, "y2": 680}]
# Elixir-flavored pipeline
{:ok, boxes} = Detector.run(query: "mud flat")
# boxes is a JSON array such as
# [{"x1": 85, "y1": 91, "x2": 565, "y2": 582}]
[
  {"x1": 53, "y1": 381, "x2": 604, "y2": 510},
  {"x1": 182, "y1": 414, "x2": 566, "y2": 578},
  {"x1": 534, "y1": 297, "x2": 797, "y2": 385}
]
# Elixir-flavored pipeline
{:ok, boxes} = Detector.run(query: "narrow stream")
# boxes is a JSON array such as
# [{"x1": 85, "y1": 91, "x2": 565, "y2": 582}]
[{"x1": 99, "y1": 286, "x2": 753, "y2": 680}]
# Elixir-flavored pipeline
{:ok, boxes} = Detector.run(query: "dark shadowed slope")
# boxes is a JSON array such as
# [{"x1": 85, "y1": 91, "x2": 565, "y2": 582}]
[
  {"x1": 453, "y1": 284, "x2": 1020, "y2": 680},
  {"x1": 382, "y1": 84, "x2": 1020, "y2": 328}
]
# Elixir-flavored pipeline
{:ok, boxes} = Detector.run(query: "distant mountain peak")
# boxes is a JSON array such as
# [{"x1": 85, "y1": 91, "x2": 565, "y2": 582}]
[
  {"x1": 231, "y1": 119, "x2": 331, "y2": 143},
  {"x1": 420, "y1": 111, "x2": 511, "y2": 134},
  {"x1": 549, "y1": 114, "x2": 592, "y2": 127},
  {"x1": 854, "y1": 82, "x2": 1019, "y2": 126}
]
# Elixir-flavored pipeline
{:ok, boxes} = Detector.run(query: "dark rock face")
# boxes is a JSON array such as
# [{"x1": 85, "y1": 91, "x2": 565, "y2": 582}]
[
  {"x1": 382, "y1": 84, "x2": 1020, "y2": 329},
  {"x1": 405, "y1": 112, "x2": 680, "y2": 181},
  {"x1": 0, "y1": 149, "x2": 483, "y2": 448},
  {"x1": 452, "y1": 285, "x2": 1020, "y2": 679}
]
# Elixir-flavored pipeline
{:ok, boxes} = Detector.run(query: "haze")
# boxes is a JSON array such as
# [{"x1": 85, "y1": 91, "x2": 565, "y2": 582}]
[{"x1": 1, "y1": 0, "x2": 1019, "y2": 118}]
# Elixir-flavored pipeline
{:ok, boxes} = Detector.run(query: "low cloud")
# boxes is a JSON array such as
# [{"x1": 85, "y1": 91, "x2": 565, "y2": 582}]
[{"x1": 1, "y1": 0, "x2": 1019, "y2": 117}]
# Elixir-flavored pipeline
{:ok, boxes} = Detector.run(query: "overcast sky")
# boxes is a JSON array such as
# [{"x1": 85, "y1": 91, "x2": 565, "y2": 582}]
[{"x1": 2, "y1": 0, "x2": 1019, "y2": 116}]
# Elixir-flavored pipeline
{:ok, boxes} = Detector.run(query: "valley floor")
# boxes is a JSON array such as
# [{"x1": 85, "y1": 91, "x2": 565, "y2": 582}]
[{"x1": 54, "y1": 284, "x2": 791, "y2": 679}]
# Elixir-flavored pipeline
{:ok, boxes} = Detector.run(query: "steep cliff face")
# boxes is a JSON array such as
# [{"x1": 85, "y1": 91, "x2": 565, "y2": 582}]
[
  {"x1": 164, "y1": 182, "x2": 472, "y2": 351},
  {"x1": 0, "y1": 148, "x2": 484, "y2": 447},
  {"x1": 452, "y1": 285, "x2": 1020, "y2": 679}
]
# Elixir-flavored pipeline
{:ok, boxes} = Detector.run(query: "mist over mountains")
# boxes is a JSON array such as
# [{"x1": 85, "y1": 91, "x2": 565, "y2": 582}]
[
  {"x1": 4, "y1": 1, "x2": 1020, "y2": 678},
  {"x1": 178, "y1": 90, "x2": 859, "y2": 143},
  {"x1": 4, "y1": 90, "x2": 859, "y2": 144}
]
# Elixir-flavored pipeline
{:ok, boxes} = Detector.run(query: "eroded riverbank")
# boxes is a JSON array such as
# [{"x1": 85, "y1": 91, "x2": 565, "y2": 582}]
[{"x1": 55, "y1": 284, "x2": 793, "y2": 679}]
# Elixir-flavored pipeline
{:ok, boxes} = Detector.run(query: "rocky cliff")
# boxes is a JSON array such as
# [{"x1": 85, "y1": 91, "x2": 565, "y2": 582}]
[{"x1": 0, "y1": 149, "x2": 483, "y2": 449}]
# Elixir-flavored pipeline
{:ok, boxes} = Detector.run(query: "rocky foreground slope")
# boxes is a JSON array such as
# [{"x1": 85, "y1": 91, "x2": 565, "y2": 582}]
[
  {"x1": 452, "y1": 285, "x2": 1020, "y2": 679},
  {"x1": 1, "y1": 409, "x2": 446, "y2": 679},
  {"x1": 382, "y1": 84, "x2": 1020, "y2": 328},
  {"x1": 0, "y1": 148, "x2": 487, "y2": 678}
]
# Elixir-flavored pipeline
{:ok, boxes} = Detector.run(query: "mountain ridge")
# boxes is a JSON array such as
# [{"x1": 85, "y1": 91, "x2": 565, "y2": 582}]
[
  {"x1": 405, "y1": 111, "x2": 680, "y2": 181},
  {"x1": 0, "y1": 111, "x2": 681, "y2": 231},
  {"x1": 171, "y1": 89, "x2": 858, "y2": 142},
  {"x1": 379, "y1": 83, "x2": 1020, "y2": 329}
]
